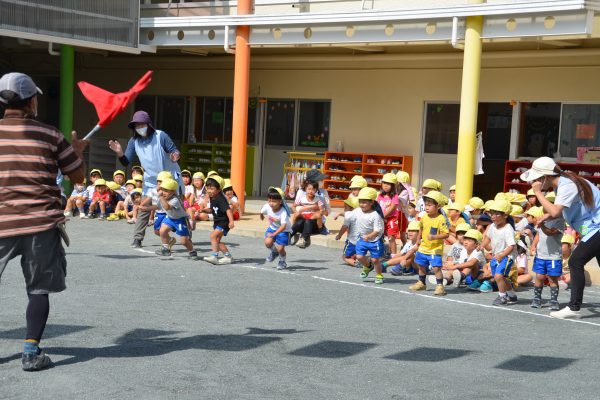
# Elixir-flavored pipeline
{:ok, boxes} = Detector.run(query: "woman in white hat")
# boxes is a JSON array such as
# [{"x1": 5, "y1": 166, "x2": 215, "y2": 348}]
[{"x1": 521, "y1": 156, "x2": 600, "y2": 319}]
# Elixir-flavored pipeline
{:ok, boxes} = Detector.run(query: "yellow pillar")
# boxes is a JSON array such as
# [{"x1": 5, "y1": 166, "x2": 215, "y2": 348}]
[
  {"x1": 230, "y1": 0, "x2": 252, "y2": 211},
  {"x1": 455, "y1": 0, "x2": 485, "y2": 205}
]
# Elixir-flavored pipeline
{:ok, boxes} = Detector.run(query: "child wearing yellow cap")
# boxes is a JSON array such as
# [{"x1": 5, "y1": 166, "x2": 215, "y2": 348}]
[
  {"x1": 335, "y1": 197, "x2": 361, "y2": 268},
  {"x1": 435, "y1": 222, "x2": 471, "y2": 287},
  {"x1": 261, "y1": 187, "x2": 293, "y2": 270},
  {"x1": 113, "y1": 170, "x2": 126, "y2": 186},
  {"x1": 409, "y1": 190, "x2": 449, "y2": 296},
  {"x1": 137, "y1": 171, "x2": 173, "y2": 244},
  {"x1": 155, "y1": 179, "x2": 197, "y2": 259},
  {"x1": 63, "y1": 180, "x2": 89, "y2": 218},
  {"x1": 87, "y1": 179, "x2": 112, "y2": 220},
  {"x1": 223, "y1": 179, "x2": 241, "y2": 221},
  {"x1": 448, "y1": 229, "x2": 487, "y2": 289},
  {"x1": 446, "y1": 202, "x2": 467, "y2": 245},
  {"x1": 187, "y1": 172, "x2": 210, "y2": 229},
  {"x1": 377, "y1": 173, "x2": 400, "y2": 256},
  {"x1": 385, "y1": 220, "x2": 421, "y2": 276},
  {"x1": 352, "y1": 187, "x2": 385, "y2": 284}
]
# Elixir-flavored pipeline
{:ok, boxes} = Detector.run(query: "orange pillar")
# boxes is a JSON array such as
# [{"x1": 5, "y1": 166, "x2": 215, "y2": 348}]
[{"x1": 230, "y1": 0, "x2": 252, "y2": 211}]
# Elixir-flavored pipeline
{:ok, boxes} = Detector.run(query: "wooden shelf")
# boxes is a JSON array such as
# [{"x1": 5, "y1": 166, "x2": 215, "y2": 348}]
[{"x1": 504, "y1": 160, "x2": 600, "y2": 193}]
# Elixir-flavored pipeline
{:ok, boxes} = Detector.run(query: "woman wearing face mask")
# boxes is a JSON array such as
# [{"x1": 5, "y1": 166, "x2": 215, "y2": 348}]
[
  {"x1": 521, "y1": 156, "x2": 600, "y2": 319},
  {"x1": 108, "y1": 110, "x2": 182, "y2": 248}
]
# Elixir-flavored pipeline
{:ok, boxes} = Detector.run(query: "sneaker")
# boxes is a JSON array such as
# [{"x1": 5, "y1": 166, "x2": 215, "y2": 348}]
[
  {"x1": 452, "y1": 270, "x2": 463, "y2": 288},
  {"x1": 320, "y1": 227, "x2": 329, "y2": 235},
  {"x1": 433, "y1": 284, "x2": 446, "y2": 296},
  {"x1": 106, "y1": 213, "x2": 120, "y2": 221},
  {"x1": 353, "y1": 259, "x2": 362, "y2": 268},
  {"x1": 188, "y1": 251, "x2": 198, "y2": 260},
  {"x1": 203, "y1": 255, "x2": 219, "y2": 264},
  {"x1": 155, "y1": 247, "x2": 171, "y2": 257},
  {"x1": 130, "y1": 239, "x2": 142, "y2": 248},
  {"x1": 507, "y1": 294, "x2": 518, "y2": 305},
  {"x1": 409, "y1": 280, "x2": 426, "y2": 291},
  {"x1": 266, "y1": 250, "x2": 277, "y2": 263},
  {"x1": 374, "y1": 274, "x2": 384, "y2": 285},
  {"x1": 530, "y1": 298, "x2": 542, "y2": 308},
  {"x1": 290, "y1": 233, "x2": 300, "y2": 246},
  {"x1": 468, "y1": 280, "x2": 482, "y2": 291},
  {"x1": 304, "y1": 236, "x2": 311, "y2": 248},
  {"x1": 80, "y1": 213, "x2": 89, "y2": 219},
  {"x1": 549, "y1": 301, "x2": 560, "y2": 311},
  {"x1": 22, "y1": 350, "x2": 53, "y2": 372},
  {"x1": 493, "y1": 295, "x2": 508, "y2": 306},
  {"x1": 479, "y1": 281, "x2": 493, "y2": 293},
  {"x1": 167, "y1": 236, "x2": 177, "y2": 251},
  {"x1": 98, "y1": 214, "x2": 106, "y2": 221},
  {"x1": 360, "y1": 266, "x2": 373, "y2": 280},
  {"x1": 427, "y1": 275, "x2": 447, "y2": 287},
  {"x1": 127, "y1": 219, "x2": 135, "y2": 224},
  {"x1": 389, "y1": 265, "x2": 403, "y2": 276},
  {"x1": 277, "y1": 260, "x2": 287, "y2": 270},
  {"x1": 297, "y1": 237, "x2": 306, "y2": 249},
  {"x1": 63, "y1": 211, "x2": 72, "y2": 217},
  {"x1": 218, "y1": 256, "x2": 233, "y2": 265},
  {"x1": 550, "y1": 306, "x2": 581, "y2": 319}
]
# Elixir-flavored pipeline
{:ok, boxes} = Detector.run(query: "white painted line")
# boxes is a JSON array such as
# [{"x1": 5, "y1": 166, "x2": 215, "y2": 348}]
[{"x1": 135, "y1": 248, "x2": 156, "y2": 254}]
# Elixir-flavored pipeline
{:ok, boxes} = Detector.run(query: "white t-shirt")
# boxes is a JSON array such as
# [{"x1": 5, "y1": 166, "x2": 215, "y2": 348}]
[
  {"x1": 184, "y1": 184, "x2": 194, "y2": 195},
  {"x1": 348, "y1": 208, "x2": 384, "y2": 242},
  {"x1": 458, "y1": 247, "x2": 486, "y2": 267},
  {"x1": 516, "y1": 253, "x2": 528, "y2": 272},
  {"x1": 486, "y1": 223, "x2": 517, "y2": 259},
  {"x1": 343, "y1": 210, "x2": 360, "y2": 244},
  {"x1": 149, "y1": 188, "x2": 165, "y2": 213},
  {"x1": 400, "y1": 240, "x2": 418, "y2": 255},
  {"x1": 448, "y1": 242, "x2": 465, "y2": 263},
  {"x1": 515, "y1": 218, "x2": 528, "y2": 232},
  {"x1": 261, "y1": 204, "x2": 292, "y2": 233}
]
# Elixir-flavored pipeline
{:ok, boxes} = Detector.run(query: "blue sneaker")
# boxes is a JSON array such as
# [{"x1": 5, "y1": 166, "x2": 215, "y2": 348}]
[
  {"x1": 277, "y1": 259, "x2": 287, "y2": 270},
  {"x1": 389, "y1": 265, "x2": 403, "y2": 276},
  {"x1": 468, "y1": 280, "x2": 482, "y2": 291},
  {"x1": 479, "y1": 281, "x2": 494, "y2": 293},
  {"x1": 266, "y1": 250, "x2": 277, "y2": 263}
]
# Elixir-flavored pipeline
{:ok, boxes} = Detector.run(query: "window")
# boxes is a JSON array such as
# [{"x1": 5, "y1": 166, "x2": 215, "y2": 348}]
[
  {"x1": 134, "y1": 95, "x2": 188, "y2": 146},
  {"x1": 193, "y1": 97, "x2": 257, "y2": 144},
  {"x1": 517, "y1": 102, "x2": 560, "y2": 158},
  {"x1": 559, "y1": 104, "x2": 600, "y2": 158},
  {"x1": 297, "y1": 101, "x2": 330, "y2": 148},
  {"x1": 265, "y1": 100, "x2": 295, "y2": 147},
  {"x1": 423, "y1": 103, "x2": 460, "y2": 154}
]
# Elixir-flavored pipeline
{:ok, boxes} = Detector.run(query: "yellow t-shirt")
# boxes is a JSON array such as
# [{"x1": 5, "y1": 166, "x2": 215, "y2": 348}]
[
  {"x1": 418, "y1": 213, "x2": 449, "y2": 255},
  {"x1": 450, "y1": 217, "x2": 466, "y2": 229}
]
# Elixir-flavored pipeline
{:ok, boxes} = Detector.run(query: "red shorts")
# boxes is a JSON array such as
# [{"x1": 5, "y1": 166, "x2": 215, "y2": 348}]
[
  {"x1": 397, "y1": 213, "x2": 408, "y2": 235},
  {"x1": 191, "y1": 203, "x2": 203, "y2": 211},
  {"x1": 233, "y1": 211, "x2": 240, "y2": 221},
  {"x1": 302, "y1": 212, "x2": 314, "y2": 220},
  {"x1": 384, "y1": 218, "x2": 399, "y2": 237}
]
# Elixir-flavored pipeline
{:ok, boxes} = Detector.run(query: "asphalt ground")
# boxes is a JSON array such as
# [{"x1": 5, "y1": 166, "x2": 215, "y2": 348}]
[{"x1": 1, "y1": 219, "x2": 600, "y2": 400}]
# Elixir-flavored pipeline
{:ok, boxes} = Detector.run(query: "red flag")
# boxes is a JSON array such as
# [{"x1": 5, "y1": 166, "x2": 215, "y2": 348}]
[{"x1": 78, "y1": 71, "x2": 153, "y2": 128}]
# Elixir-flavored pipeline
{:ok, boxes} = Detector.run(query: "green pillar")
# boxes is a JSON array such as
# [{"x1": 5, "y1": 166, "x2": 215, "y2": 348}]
[
  {"x1": 59, "y1": 44, "x2": 74, "y2": 141},
  {"x1": 59, "y1": 44, "x2": 75, "y2": 192}
]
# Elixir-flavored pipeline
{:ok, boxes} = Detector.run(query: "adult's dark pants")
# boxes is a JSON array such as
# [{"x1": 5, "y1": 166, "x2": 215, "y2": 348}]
[
  {"x1": 133, "y1": 199, "x2": 152, "y2": 242},
  {"x1": 291, "y1": 218, "x2": 319, "y2": 239},
  {"x1": 568, "y1": 231, "x2": 600, "y2": 311}
]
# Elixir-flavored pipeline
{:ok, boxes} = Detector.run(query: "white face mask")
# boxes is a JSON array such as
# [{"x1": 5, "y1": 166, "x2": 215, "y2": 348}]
[{"x1": 136, "y1": 126, "x2": 148, "y2": 137}]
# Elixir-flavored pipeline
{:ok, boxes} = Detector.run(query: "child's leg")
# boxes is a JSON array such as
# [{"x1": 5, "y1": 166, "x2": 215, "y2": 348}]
[
  {"x1": 99, "y1": 201, "x2": 106, "y2": 215},
  {"x1": 563, "y1": 272, "x2": 571, "y2": 284},
  {"x1": 159, "y1": 224, "x2": 171, "y2": 245},
  {"x1": 264, "y1": 237, "x2": 275, "y2": 250},
  {"x1": 313, "y1": 211, "x2": 323, "y2": 229},
  {"x1": 432, "y1": 266, "x2": 444, "y2": 281},
  {"x1": 64, "y1": 197, "x2": 75, "y2": 211},
  {"x1": 210, "y1": 229, "x2": 224, "y2": 253},
  {"x1": 115, "y1": 201, "x2": 124, "y2": 213},
  {"x1": 75, "y1": 198, "x2": 84, "y2": 213},
  {"x1": 356, "y1": 254, "x2": 369, "y2": 268},
  {"x1": 343, "y1": 256, "x2": 357, "y2": 267},
  {"x1": 180, "y1": 236, "x2": 194, "y2": 251},
  {"x1": 275, "y1": 244, "x2": 286, "y2": 258},
  {"x1": 89, "y1": 200, "x2": 97, "y2": 214},
  {"x1": 372, "y1": 258, "x2": 382, "y2": 275},
  {"x1": 517, "y1": 267, "x2": 533, "y2": 286},
  {"x1": 388, "y1": 235, "x2": 397, "y2": 255}
]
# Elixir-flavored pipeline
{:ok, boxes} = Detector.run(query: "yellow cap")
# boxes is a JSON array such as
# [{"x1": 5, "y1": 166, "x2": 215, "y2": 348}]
[
  {"x1": 106, "y1": 181, "x2": 121, "y2": 191},
  {"x1": 442, "y1": 205, "x2": 449, "y2": 215},
  {"x1": 181, "y1": 169, "x2": 192, "y2": 176},
  {"x1": 193, "y1": 172, "x2": 206, "y2": 180},
  {"x1": 125, "y1": 179, "x2": 136, "y2": 186},
  {"x1": 132, "y1": 174, "x2": 143, "y2": 182},
  {"x1": 469, "y1": 197, "x2": 485, "y2": 210},
  {"x1": 545, "y1": 191, "x2": 556, "y2": 203},
  {"x1": 207, "y1": 175, "x2": 225, "y2": 189},
  {"x1": 343, "y1": 196, "x2": 359, "y2": 209},
  {"x1": 422, "y1": 190, "x2": 444, "y2": 206},
  {"x1": 527, "y1": 188, "x2": 535, "y2": 197},
  {"x1": 132, "y1": 165, "x2": 144, "y2": 173},
  {"x1": 113, "y1": 170, "x2": 125, "y2": 178},
  {"x1": 89, "y1": 168, "x2": 102, "y2": 176},
  {"x1": 357, "y1": 187, "x2": 378, "y2": 201},
  {"x1": 268, "y1": 186, "x2": 286, "y2": 199},
  {"x1": 381, "y1": 173, "x2": 398, "y2": 184},
  {"x1": 449, "y1": 185, "x2": 456, "y2": 192},
  {"x1": 422, "y1": 178, "x2": 439, "y2": 190},
  {"x1": 561, "y1": 234, "x2": 575, "y2": 244},
  {"x1": 440, "y1": 193, "x2": 449, "y2": 206},
  {"x1": 350, "y1": 175, "x2": 363, "y2": 182},
  {"x1": 494, "y1": 192, "x2": 508, "y2": 201},
  {"x1": 223, "y1": 179, "x2": 233, "y2": 190},
  {"x1": 407, "y1": 220, "x2": 422, "y2": 231},
  {"x1": 157, "y1": 171, "x2": 173, "y2": 182},
  {"x1": 396, "y1": 171, "x2": 410, "y2": 183},
  {"x1": 94, "y1": 178, "x2": 107, "y2": 187},
  {"x1": 489, "y1": 199, "x2": 512, "y2": 214},
  {"x1": 484, "y1": 200, "x2": 495, "y2": 211},
  {"x1": 160, "y1": 178, "x2": 179, "y2": 192},
  {"x1": 464, "y1": 229, "x2": 483, "y2": 242},
  {"x1": 447, "y1": 202, "x2": 464, "y2": 212},
  {"x1": 132, "y1": 188, "x2": 143, "y2": 194},
  {"x1": 508, "y1": 193, "x2": 526, "y2": 204},
  {"x1": 525, "y1": 206, "x2": 544, "y2": 218},
  {"x1": 206, "y1": 170, "x2": 218, "y2": 178},
  {"x1": 411, "y1": 187, "x2": 418, "y2": 199},
  {"x1": 349, "y1": 177, "x2": 367, "y2": 189},
  {"x1": 456, "y1": 222, "x2": 471, "y2": 233},
  {"x1": 510, "y1": 205, "x2": 524, "y2": 217}
]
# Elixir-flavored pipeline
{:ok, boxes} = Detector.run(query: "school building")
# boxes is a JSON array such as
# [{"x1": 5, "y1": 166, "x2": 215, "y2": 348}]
[{"x1": 1, "y1": 0, "x2": 600, "y2": 200}]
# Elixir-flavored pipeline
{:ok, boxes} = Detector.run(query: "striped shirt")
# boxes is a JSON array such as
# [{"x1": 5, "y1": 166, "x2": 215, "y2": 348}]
[{"x1": 0, "y1": 110, "x2": 82, "y2": 238}]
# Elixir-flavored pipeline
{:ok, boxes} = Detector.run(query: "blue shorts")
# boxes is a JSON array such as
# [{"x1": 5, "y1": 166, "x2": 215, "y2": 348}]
[
  {"x1": 154, "y1": 213, "x2": 166, "y2": 231},
  {"x1": 127, "y1": 204, "x2": 133, "y2": 212},
  {"x1": 215, "y1": 225, "x2": 230, "y2": 236},
  {"x1": 265, "y1": 228, "x2": 290, "y2": 246},
  {"x1": 490, "y1": 257, "x2": 514, "y2": 277},
  {"x1": 414, "y1": 252, "x2": 443, "y2": 268},
  {"x1": 355, "y1": 238, "x2": 384, "y2": 259},
  {"x1": 161, "y1": 216, "x2": 190, "y2": 237},
  {"x1": 343, "y1": 240, "x2": 357, "y2": 258},
  {"x1": 532, "y1": 258, "x2": 563, "y2": 277}
]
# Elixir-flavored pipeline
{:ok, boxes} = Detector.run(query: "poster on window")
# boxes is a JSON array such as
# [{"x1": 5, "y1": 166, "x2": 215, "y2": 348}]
[{"x1": 576, "y1": 124, "x2": 596, "y2": 139}]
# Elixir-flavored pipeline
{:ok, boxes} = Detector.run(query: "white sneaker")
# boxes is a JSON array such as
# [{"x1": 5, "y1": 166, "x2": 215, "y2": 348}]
[
  {"x1": 218, "y1": 256, "x2": 233, "y2": 265},
  {"x1": 452, "y1": 270, "x2": 463, "y2": 288},
  {"x1": 203, "y1": 255, "x2": 219, "y2": 264},
  {"x1": 550, "y1": 306, "x2": 581, "y2": 319},
  {"x1": 80, "y1": 214, "x2": 89, "y2": 219},
  {"x1": 63, "y1": 211, "x2": 72, "y2": 217},
  {"x1": 427, "y1": 275, "x2": 448, "y2": 287}
]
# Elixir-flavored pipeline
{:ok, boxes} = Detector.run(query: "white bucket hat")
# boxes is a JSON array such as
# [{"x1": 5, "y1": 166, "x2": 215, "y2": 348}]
[{"x1": 520, "y1": 157, "x2": 558, "y2": 182}]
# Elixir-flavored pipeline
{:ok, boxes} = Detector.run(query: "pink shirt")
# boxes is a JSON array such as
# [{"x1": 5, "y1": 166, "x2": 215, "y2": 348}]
[{"x1": 377, "y1": 193, "x2": 399, "y2": 220}]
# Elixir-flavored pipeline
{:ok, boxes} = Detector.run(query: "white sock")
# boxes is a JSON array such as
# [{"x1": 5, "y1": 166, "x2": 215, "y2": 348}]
[{"x1": 499, "y1": 291, "x2": 507, "y2": 297}]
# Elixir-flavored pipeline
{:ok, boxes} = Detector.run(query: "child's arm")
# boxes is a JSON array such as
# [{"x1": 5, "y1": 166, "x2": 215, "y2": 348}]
[
  {"x1": 362, "y1": 230, "x2": 381, "y2": 241},
  {"x1": 335, "y1": 225, "x2": 349, "y2": 240},
  {"x1": 494, "y1": 245, "x2": 515, "y2": 262},
  {"x1": 481, "y1": 234, "x2": 492, "y2": 252},
  {"x1": 159, "y1": 195, "x2": 172, "y2": 210},
  {"x1": 539, "y1": 221, "x2": 561, "y2": 236},
  {"x1": 428, "y1": 231, "x2": 449, "y2": 241},
  {"x1": 383, "y1": 203, "x2": 395, "y2": 218},
  {"x1": 226, "y1": 208, "x2": 234, "y2": 229},
  {"x1": 448, "y1": 257, "x2": 478, "y2": 271},
  {"x1": 530, "y1": 233, "x2": 539, "y2": 255}
]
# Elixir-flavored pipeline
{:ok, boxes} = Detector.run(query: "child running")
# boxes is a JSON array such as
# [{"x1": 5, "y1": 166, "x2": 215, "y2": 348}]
[
  {"x1": 202, "y1": 175, "x2": 235, "y2": 265},
  {"x1": 155, "y1": 178, "x2": 198, "y2": 259},
  {"x1": 483, "y1": 199, "x2": 518, "y2": 306},
  {"x1": 409, "y1": 190, "x2": 449, "y2": 295},
  {"x1": 377, "y1": 173, "x2": 400, "y2": 256},
  {"x1": 335, "y1": 196, "x2": 361, "y2": 267},
  {"x1": 260, "y1": 186, "x2": 292, "y2": 270},
  {"x1": 530, "y1": 213, "x2": 566, "y2": 310},
  {"x1": 353, "y1": 187, "x2": 385, "y2": 285}
]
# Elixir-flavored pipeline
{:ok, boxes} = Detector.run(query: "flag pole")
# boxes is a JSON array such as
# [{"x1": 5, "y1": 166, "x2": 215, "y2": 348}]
[{"x1": 83, "y1": 124, "x2": 101, "y2": 141}]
